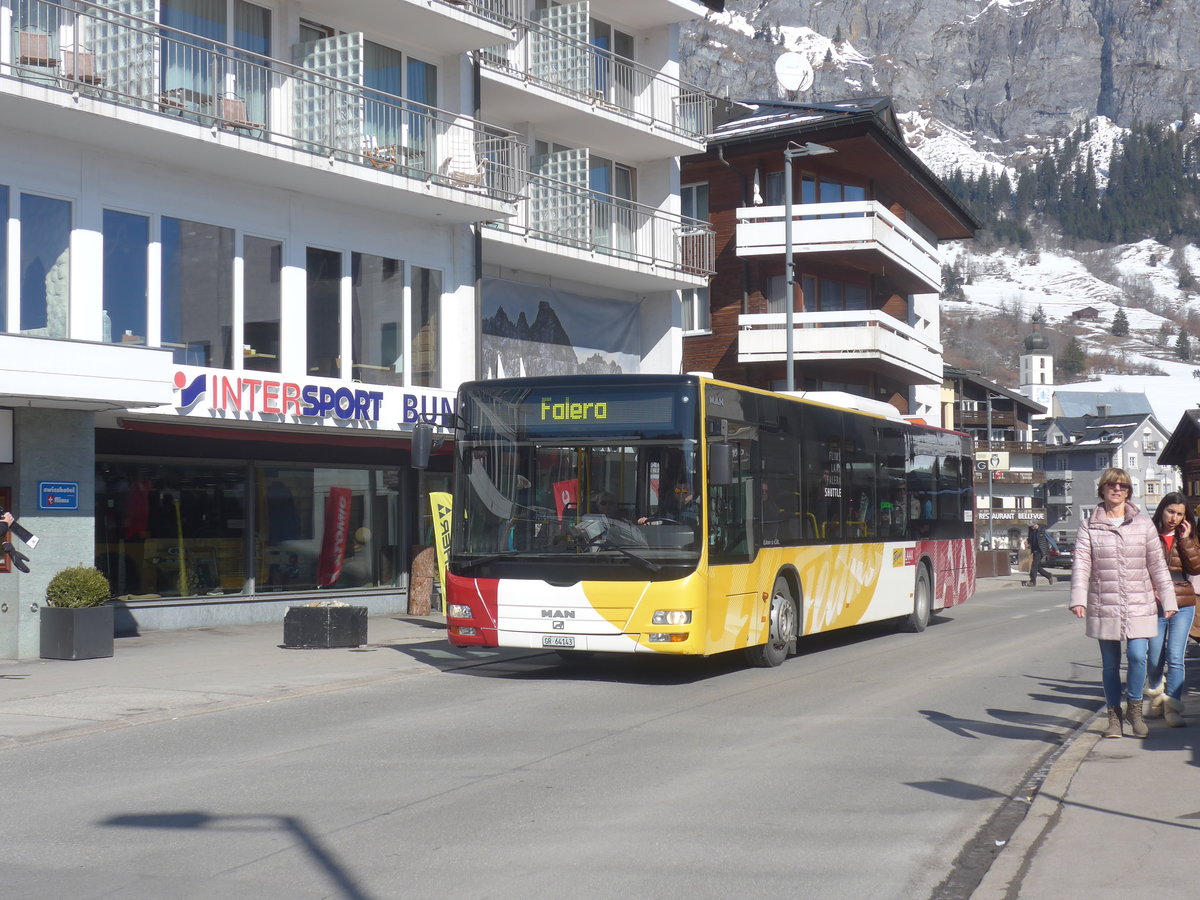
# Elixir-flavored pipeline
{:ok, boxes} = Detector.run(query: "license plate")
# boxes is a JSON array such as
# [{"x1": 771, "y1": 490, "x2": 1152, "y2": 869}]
[{"x1": 542, "y1": 635, "x2": 575, "y2": 648}]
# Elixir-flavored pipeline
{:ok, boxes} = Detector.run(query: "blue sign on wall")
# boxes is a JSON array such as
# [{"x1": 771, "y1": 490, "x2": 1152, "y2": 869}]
[{"x1": 39, "y1": 482, "x2": 79, "y2": 510}]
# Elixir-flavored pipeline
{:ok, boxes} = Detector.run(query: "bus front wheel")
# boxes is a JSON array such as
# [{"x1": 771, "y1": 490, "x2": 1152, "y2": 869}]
[
  {"x1": 902, "y1": 565, "x2": 932, "y2": 633},
  {"x1": 746, "y1": 576, "x2": 797, "y2": 667}
]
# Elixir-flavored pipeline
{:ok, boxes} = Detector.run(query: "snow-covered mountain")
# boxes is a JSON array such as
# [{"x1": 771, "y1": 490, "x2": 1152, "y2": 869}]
[{"x1": 682, "y1": 1, "x2": 1200, "y2": 429}]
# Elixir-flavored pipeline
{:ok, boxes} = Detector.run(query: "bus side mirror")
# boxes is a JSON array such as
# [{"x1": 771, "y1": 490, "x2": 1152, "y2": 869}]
[
  {"x1": 709, "y1": 442, "x2": 733, "y2": 486},
  {"x1": 411, "y1": 423, "x2": 433, "y2": 470}
]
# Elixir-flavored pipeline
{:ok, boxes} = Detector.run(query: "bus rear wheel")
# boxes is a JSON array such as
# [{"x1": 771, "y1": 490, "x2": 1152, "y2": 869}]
[
  {"x1": 746, "y1": 576, "x2": 797, "y2": 668},
  {"x1": 902, "y1": 565, "x2": 932, "y2": 633}
]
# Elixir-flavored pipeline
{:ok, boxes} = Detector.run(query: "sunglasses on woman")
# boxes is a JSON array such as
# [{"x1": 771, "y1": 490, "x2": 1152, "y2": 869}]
[{"x1": 1104, "y1": 482, "x2": 1131, "y2": 492}]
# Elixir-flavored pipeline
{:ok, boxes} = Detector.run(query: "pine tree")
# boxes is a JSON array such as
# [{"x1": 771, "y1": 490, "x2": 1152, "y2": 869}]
[
  {"x1": 1112, "y1": 307, "x2": 1129, "y2": 336},
  {"x1": 1060, "y1": 337, "x2": 1087, "y2": 377},
  {"x1": 1176, "y1": 327, "x2": 1192, "y2": 361}
]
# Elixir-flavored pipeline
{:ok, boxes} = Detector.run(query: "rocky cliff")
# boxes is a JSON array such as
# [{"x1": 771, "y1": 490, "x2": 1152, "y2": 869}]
[{"x1": 682, "y1": 0, "x2": 1199, "y2": 152}]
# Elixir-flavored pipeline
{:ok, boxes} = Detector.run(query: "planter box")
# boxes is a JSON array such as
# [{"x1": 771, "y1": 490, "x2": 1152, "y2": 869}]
[
  {"x1": 283, "y1": 605, "x2": 367, "y2": 649},
  {"x1": 40, "y1": 605, "x2": 115, "y2": 660}
]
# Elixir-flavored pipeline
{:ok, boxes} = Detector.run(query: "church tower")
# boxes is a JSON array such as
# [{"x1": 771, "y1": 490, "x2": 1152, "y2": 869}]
[{"x1": 1019, "y1": 308, "x2": 1054, "y2": 414}]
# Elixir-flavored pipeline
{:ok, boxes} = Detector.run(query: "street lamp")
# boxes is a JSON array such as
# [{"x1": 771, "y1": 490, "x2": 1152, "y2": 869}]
[{"x1": 782, "y1": 141, "x2": 836, "y2": 392}]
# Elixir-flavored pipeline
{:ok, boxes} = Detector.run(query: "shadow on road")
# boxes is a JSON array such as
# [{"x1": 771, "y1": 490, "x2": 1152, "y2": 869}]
[{"x1": 102, "y1": 811, "x2": 371, "y2": 899}]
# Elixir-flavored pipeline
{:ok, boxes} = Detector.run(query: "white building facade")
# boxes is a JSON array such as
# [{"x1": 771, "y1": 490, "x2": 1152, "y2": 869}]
[{"x1": 0, "y1": 0, "x2": 715, "y2": 657}]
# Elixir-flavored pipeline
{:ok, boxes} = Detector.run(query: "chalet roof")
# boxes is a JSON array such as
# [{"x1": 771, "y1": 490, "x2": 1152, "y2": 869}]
[
  {"x1": 1158, "y1": 409, "x2": 1200, "y2": 466},
  {"x1": 944, "y1": 366, "x2": 1046, "y2": 414},
  {"x1": 694, "y1": 97, "x2": 978, "y2": 239},
  {"x1": 1045, "y1": 413, "x2": 1164, "y2": 449},
  {"x1": 1054, "y1": 390, "x2": 1153, "y2": 418}
]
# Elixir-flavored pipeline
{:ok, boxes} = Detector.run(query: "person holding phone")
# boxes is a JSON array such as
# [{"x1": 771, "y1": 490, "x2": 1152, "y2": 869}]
[
  {"x1": 1070, "y1": 468, "x2": 1176, "y2": 739},
  {"x1": 1143, "y1": 492, "x2": 1200, "y2": 727}
]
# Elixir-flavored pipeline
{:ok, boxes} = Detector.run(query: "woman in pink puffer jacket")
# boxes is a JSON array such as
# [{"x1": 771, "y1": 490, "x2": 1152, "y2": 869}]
[{"x1": 1070, "y1": 468, "x2": 1177, "y2": 740}]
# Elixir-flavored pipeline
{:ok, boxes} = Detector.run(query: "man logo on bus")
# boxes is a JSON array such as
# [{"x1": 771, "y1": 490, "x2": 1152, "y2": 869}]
[
  {"x1": 542, "y1": 609, "x2": 576, "y2": 618},
  {"x1": 540, "y1": 397, "x2": 608, "y2": 421}
]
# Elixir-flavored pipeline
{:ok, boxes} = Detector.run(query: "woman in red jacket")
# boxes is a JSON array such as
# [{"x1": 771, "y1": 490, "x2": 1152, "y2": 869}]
[
  {"x1": 1143, "y1": 493, "x2": 1200, "y2": 727},
  {"x1": 1070, "y1": 468, "x2": 1176, "y2": 739}
]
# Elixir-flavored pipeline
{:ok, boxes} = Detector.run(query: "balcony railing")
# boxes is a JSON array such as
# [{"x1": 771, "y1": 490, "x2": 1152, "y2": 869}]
[
  {"x1": 484, "y1": 173, "x2": 714, "y2": 276},
  {"x1": 4, "y1": 0, "x2": 526, "y2": 204},
  {"x1": 974, "y1": 471, "x2": 1047, "y2": 485},
  {"x1": 736, "y1": 201, "x2": 941, "y2": 292},
  {"x1": 481, "y1": 19, "x2": 712, "y2": 142},
  {"x1": 737, "y1": 309, "x2": 941, "y2": 383},
  {"x1": 959, "y1": 411, "x2": 1018, "y2": 427},
  {"x1": 973, "y1": 440, "x2": 1047, "y2": 454}
]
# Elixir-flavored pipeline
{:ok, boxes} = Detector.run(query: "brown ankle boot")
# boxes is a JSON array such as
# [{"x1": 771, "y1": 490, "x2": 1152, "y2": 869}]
[
  {"x1": 1105, "y1": 705, "x2": 1124, "y2": 738},
  {"x1": 1127, "y1": 699, "x2": 1149, "y2": 738}
]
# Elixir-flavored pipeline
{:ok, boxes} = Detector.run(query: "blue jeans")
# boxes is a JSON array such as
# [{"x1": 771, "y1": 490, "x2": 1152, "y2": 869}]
[
  {"x1": 1147, "y1": 605, "x2": 1197, "y2": 700},
  {"x1": 1099, "y1": 638, "x2": 1149, "y2": 707}
]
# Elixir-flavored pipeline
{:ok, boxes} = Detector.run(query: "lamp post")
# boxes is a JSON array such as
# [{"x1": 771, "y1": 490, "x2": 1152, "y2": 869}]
[{"x1": 782, "y1": 142, "x2": 836, "y2": 392}]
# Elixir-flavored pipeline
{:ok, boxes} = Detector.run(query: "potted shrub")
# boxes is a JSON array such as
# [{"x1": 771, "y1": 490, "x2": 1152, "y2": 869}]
[{"x1": 40, "y1": 565, "x2": 114, "y2": 660}]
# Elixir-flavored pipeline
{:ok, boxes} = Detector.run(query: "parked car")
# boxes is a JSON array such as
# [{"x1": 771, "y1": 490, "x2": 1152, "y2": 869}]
[{"x1": 1046, "y1": 534, "x2": 1074, "y2": 569}]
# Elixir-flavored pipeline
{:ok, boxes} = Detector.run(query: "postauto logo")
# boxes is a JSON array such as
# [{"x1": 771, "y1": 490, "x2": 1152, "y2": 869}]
[{"x1": 175, "y1": 372, "x2": 383, "y2": 421}]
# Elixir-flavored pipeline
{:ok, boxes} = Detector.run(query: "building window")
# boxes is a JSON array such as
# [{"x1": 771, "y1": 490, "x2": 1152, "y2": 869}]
[
  {"x1": 102, "y1": 210, "x2": 149, "y2": 345},
  {"x1": 768, "y1": 275, "x2": 789, "y2": 315},
  {"x1": 306, "y1": 247, "x2": 342, "y2": 378},
  {"x1": 0, "y1": 186, "x2": 6, "y2": 332},
  {"x1": 411, "y1": 266, "x2": 442, "y2": 387},
  {"x1": 20, "y1": 193, "x2": 71, "y2": 339},
  {"x1": 162, "y1": 218, "x2": 234, "y2": 367},
  {"x1": 1096, "y1": 453, "x2": 1112, "y2": 469},
  {"x1": 243, "y1": 235, "x2": 281, "y2": 373},
  {"x1": 1127, "y1": 454, "x2": 1137, "y2": 469},
  {"x1": 681, "y1": 287, "x2": 710, "y2": 333},
  {"x1": 352, "y1": 253, "x2": 404, "y2": 386}
]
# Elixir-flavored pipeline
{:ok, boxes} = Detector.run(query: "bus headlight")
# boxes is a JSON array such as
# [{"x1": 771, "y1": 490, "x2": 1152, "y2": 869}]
[
  {"x1": 652, "y1": 610, "x2": 692, "y2": 625},
  {"x1": 649, "y1": 632, "x2": 689, "y2": 643},
  {"x1": 448, "y1": 604, "x2": 473, "y2": 619}
]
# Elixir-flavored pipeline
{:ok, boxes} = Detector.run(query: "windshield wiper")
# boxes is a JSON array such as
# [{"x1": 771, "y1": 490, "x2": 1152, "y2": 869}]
[
  {"x1": 456, "y1": 551, "x2": 519, "y2": 571},
  {"x1": 595, "y1": 537, "x2": 662, "y2": 572}
]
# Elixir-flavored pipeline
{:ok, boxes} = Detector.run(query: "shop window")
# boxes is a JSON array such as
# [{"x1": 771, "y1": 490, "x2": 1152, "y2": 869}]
[
  {"x1": 20, "y1": 193, "x2": 71, "y2": 339},
  {"x1": 94, "y1": 461, "x2": 248, "y2": 599},
  {"x1": 411, "y1": 266, "x2": 442, "y2": 387},
  {"x1": 162, "y1": 217, "x2": 234, "y2": 367},
  {"x1": 307, "y1": 246, "x2": 342, "y2": 378},
  {"x1": 257, "y1": 466, "x2": 403, "y2": 591},
  {"x1": 352, "y1": 253, "x2": 404, "y2": 386},
  {"x1": 241, "y1": 235, "x2": 281, "y2": 372},
  {"x1": 102, "y1": 210, "x2": 149, "y2": 345}
]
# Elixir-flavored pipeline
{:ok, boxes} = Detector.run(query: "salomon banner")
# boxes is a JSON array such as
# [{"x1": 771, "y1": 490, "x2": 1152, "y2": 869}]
[
  {"x1": 430, "y1": 492, "x2": 453, "y2": 600},
  {"x1": 316, "y1": 486, "x2": 353, "y2": 586}
]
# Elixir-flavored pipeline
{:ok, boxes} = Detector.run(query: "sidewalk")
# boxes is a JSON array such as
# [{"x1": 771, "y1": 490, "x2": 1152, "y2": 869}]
[
  {"x1": 972, "y1": 573, "x2": 1200, "y2": 899},
  {"x1": 0, "y1": 611, "x2": 529, "y2": 750}
]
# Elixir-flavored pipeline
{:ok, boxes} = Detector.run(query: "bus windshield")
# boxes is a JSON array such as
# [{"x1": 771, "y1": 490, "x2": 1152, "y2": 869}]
[{"x1": 452, "y1": 381, "x2": 702, "y2": 578}]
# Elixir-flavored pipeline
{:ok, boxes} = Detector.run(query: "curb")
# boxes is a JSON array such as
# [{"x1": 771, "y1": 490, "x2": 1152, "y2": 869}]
[{"x1": 970, "y1": 716, "x2": 1103, "y2": 899}]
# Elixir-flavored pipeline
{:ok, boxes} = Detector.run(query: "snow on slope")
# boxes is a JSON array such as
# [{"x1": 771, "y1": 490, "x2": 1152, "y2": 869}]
[{"x1": 941, "y1": 244, "x2": 1200, "y2": 427}]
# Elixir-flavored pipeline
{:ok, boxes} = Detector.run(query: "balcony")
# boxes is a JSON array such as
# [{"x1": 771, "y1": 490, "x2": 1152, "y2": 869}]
[
  {"x1": 736, "y1": 310, "x2": 942, "y2": 384},
  {"x1": 736, "y1": 201, "x2": 941, "y2": 294},
  {"x1": 959, "y1": 410, "x2": 1017, "y2": 428},
  {"x1": 337, "y1": 0, "x2": 519, "y2": 55},
  {"x1": 974, "y1": 471, "x2": 1048, "y2": 485},
  {"x1": 974, "y1": 440, "x2": 1047, "y2": 454},
  {"x1": 484, "y1": 174, "x2": 714, "y2": 291},
  {"x1": 2, "y1": 0, "x2": 526, "y2": 223},
  {"x1": 480, "y1": 20, "x2": 712, "y2": 160}
]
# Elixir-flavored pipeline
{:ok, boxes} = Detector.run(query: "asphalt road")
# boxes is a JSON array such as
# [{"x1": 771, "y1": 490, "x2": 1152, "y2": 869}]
[{"x1": 2, "y1": 585, "x2": 1097, "y2": 899}]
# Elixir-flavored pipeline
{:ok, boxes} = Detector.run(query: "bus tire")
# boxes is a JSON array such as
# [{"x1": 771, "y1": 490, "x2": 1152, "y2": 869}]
[
  {"x1": 902, "y1": 565, "x2": 932, "y2": 633},
  {"x1": 746, "y1": 576, "x2": 798, "y2": 668}
]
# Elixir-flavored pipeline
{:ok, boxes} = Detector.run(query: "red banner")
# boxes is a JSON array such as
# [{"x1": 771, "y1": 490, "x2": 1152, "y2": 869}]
[
  {"x1": 316, "y1": 486, "x2": 353, "y2": 586},
  {"x1": 553, "y1": 479, "x2": 579, "y2": 520}
]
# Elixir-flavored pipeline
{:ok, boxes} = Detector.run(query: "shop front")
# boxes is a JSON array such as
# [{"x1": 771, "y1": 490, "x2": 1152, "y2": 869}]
[{"x1": 95, "y1": 366, "x2": 455, "y2": 632}]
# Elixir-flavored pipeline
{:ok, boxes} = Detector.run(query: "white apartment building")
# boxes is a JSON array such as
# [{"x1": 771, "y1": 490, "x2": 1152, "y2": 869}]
[{"x1": 0, "y1": 0, "x2": 715, "y2": 657}]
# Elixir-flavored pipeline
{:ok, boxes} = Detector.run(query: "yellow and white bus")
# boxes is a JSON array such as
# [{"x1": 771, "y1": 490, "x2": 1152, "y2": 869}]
[{"x1": 437, "y1": 375, "x2": 975, "y2": 666}]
